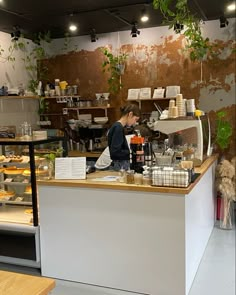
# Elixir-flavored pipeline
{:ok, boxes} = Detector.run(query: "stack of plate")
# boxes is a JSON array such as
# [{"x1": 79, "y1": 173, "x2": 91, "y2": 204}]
[{"x1": 94, "y1": 117, "x2": 108, "y2": 124}]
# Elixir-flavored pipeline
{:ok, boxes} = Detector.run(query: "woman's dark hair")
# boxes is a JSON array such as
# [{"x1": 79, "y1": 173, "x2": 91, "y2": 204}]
[{"x1": 120, "y1": 104, "x2": 141, "y2": 117}]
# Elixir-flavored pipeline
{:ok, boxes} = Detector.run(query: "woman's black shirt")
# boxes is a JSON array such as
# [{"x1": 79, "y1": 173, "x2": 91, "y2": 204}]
[{"x1": 108, "y1": 122, "x2": 130, "y2": 161}]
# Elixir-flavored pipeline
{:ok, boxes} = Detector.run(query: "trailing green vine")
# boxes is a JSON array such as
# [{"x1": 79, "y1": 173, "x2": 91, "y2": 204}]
[
  {"x1": 101, "y1": 48, "x2": 128, "y2": 94},
  {"x1": 0, "y1": 39, "x2": 25, "y2": 68},
  {"x1": 0, "y1": 31, "x2": 51, "y2": 93},
  {"x1": 153, "y1": 0, "x2": 214, "y2": 61}
]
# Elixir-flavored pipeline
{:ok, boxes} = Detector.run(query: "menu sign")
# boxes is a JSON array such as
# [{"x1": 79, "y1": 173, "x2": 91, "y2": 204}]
[{"x1": 55, "y1": 157, "x2": 86, "y2": 179}]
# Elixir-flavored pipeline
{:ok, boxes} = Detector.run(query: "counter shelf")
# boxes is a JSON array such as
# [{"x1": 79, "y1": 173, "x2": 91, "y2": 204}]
[
  {"x1": 0, "y1": 137, "x2": 67, "y2": 268},
  {"x1": 38, "y1": 155, "x2": 217, "y2": 295}
]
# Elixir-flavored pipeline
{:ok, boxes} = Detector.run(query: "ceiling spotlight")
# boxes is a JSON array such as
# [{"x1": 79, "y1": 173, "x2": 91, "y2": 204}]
[
  {"x1": 220, "y1": 16, "x2": 229, "y2": 28},
  {"x1": 131, "y1": 23, "x2": 140, "y2": 37},
  {"x1": 69, "y1": 24, "x2": 77, "y2": 32},
  {"x1": 174, "y1": 22, "x2": 184, "y2": 33},
  {"x1": 90, "y1": 28, "x2": 98, "y2": 42},
  {"x1": 11, "y1": 26, "x2": 21, "y2": 41},
  {"x1": 140, "y1": 9, "x2": 149, "y2": 22},
  {"x1": 227, "y1": 1, "x2": 236, "y2": 11}
]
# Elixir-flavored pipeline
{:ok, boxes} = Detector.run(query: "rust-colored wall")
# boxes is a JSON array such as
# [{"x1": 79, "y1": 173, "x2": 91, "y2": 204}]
[{"x1": 42, "y1": 35, "x2": 235, "y2": 157}]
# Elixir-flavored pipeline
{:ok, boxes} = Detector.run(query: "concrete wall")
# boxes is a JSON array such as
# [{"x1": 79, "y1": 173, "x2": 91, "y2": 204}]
[
  {"x1": 0, "y1": 31, "x2": 37, "y2": 89},
  {"x1": 0, "y1": 32, "x2": 39, "y2": 129},
  {"x1": 44, "y1": 19, "x2": 236, "y2": 156}
]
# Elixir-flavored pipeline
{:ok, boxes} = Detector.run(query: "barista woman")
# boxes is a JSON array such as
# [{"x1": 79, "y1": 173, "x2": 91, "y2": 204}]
[{"x1": 108, "y1": 104, "x2": 141, "y2": 171}]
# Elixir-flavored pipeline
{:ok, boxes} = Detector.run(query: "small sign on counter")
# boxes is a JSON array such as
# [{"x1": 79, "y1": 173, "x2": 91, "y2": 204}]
[{"x1": 55, "y1": 157, "x2": 86, "y2": 179}]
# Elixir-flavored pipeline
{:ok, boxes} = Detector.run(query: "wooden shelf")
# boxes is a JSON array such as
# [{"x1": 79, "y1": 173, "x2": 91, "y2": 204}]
[
  {"x1": 44, "y1": 95, "x2": 81, "y2": 99},
  {"x1": 0, "y1": 96, "x2": 40, "y2": 99},
  {"x1": 65, "y1": 106, "x2": 112, "y2": 110},
  {"x1": 138, "y1": 97, "x2": 176, "y2": 101}
]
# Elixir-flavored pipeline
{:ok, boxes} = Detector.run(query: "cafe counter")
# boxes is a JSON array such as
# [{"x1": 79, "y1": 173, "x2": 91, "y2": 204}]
[{"x1": 38, "y1": 155, "x2": 217, "y2": 295}]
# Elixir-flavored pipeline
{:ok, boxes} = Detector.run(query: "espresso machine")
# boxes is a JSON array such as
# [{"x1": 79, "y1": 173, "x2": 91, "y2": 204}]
[
  {"x1": 153, "y1": 115, "x2": 211, "y2": 163},
  {"x1": 79, "y1": 125, "x2": 108, "y2": 152}
]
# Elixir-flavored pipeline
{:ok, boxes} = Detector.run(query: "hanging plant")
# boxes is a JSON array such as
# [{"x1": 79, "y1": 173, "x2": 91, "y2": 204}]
[
  {"x1": 153, "y1": 0, "x2": 215, "y2": 61},
  {"x1": 101, "y1": 48, "x2": 128, "y2": 94}
]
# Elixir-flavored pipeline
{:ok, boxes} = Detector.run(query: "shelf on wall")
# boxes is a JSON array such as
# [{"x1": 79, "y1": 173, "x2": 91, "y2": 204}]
[
  {"x1": 64, "y1": 106, "x2": 112, "y2": 110},
  {"x1": 128, "y1": 97, "x2": 176, "y2": 102},
  {"x1": 0, "y1": 96, "x2": 40, "y2": 99},
  {"x1": 40, "y1": 106, "x2": 112, "y2": 117}
]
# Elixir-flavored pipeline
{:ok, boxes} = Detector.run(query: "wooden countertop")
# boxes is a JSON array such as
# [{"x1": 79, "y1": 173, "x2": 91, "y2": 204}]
[
  {"x1": 38, "y1": 155, "x2": 217, "y2": 195},
  {"x1": 68, "y1": 151, "x2": 102, "y2": 158},
  {"x1": 0, "y1": 270, "x2": 55, "y2": 295}
]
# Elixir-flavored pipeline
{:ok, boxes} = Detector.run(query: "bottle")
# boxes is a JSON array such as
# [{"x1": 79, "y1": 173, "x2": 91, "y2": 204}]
[
  {"x1": 142, "y1": 167, "x2": 151, "y2": 185},
  {"x1": 37, "y1": 81, "x2": 43, "y2": 96},
  {"x1": 130, "y1": 135, "x2": 145, "y2": 173},
  {"x1": 144, "y1": 141, "x2": 153, "y2": 166}
]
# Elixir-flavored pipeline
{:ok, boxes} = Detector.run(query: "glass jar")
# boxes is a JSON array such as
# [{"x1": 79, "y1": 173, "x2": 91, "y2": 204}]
[
  {"x1": 37, "y1": 159, "x2": 54, "y2": 180},
  {"x1": 118, "y1": 169, "x2": 127, "y2": 183},
  {"x1": 134, "y1": 173, "x2": 143, "y2": 185},
  {"x1": 142, "y1": 170, "x2": 151, "y2": 186},
  {"x1": 126, "y1": 170, "x2": 135, "y2": 184}
]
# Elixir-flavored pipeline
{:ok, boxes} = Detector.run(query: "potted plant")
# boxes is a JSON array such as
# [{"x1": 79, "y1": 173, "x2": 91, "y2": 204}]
[
  {"x1": 101, "y1": 48, "x2": 128, "y2": 94},
  {"x1": 214, "y1": 111, "x2": 233, "y2": 151},
  {"x1": 213, "y1": 110, "x2": 234, "y2": 227}
]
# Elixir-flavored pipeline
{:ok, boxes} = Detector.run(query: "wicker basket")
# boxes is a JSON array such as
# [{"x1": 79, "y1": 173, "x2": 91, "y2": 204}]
[{"x1": 152, "y1": 166, "x2": 190, "y2": 187}]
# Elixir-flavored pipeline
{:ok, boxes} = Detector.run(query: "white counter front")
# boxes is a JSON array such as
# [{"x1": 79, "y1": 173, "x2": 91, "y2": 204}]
[{"x1": 38, "y1": 156, "x2": 217, "y2": 295}]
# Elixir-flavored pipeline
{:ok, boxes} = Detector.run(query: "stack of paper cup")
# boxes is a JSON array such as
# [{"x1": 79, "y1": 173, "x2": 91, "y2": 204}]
[
  {"x1": 172, "y1": 106, "x2": 178, "y2": 118},
  {"x1": 168, "y1": 99, "x2": 176, "y2": 118},
  {"x1": 186, "y1": 99, "x2": 196, "y2": 116},
  {"x1": 176, "y1": 94, "x2": 186, "y2": 117}
]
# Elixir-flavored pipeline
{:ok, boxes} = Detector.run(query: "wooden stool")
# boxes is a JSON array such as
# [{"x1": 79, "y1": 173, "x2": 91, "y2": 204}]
[{"x1": 0, "y1": 270, "x2": 55, "y2": 295}]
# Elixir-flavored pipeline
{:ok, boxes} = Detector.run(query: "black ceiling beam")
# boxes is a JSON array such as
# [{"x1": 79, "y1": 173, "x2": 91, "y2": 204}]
[
  {"x1": 0, "y1": 7, "x2": 32, "y2": 21},
  {"x1": 192, "y1": 0, "x2": 208, "y2": 21},
  {"x1": 41, "y1": 2, "x2": 151, "y2": 18},
  {"x1": 104, "y1": 9, "x2": 133, "y2": 26}
]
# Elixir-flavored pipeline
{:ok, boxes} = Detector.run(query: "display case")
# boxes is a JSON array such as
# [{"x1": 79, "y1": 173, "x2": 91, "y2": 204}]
[{"x1": 0, "y1": 137, "x2": 66, "y2": 268}]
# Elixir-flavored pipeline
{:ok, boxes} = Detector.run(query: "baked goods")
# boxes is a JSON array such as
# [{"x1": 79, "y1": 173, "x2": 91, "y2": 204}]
[
  {"x1": 24, "y1": 208, "x2": 33, "y2": 215},
  {"x1": 10, "y1": 155, "x2": 23, "y2": 163},
  {"x1": 0, "y1": 167, "x2": 5, "y2": 173},
  {"x1": 0, "y1": 190, "x2": 15, "y2": 198},
  {"x1": 23, "y1": 168, "x2": 47, "y2": 176},
  {"x1": 24, "y1": 185, "x2": 32, "y2": 194},
  {"x1": 22, "y1": 169, "x2": 31, "y2": 176},
  {"x1": 4, "y1": 167, "x2": 25, "y2": 175},
  {"x1": 0, "y1": 155, "x2": 5, "y2": 162}
]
